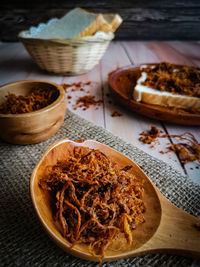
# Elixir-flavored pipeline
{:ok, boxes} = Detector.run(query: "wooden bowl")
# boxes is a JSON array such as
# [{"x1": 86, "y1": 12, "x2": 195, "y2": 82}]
[
  {"x1": 0, "y1": 80, "x2": 66, "y2": 144},
  {"x1": 30, "y1": 139, "x2": 200, "y2": 262},
  {"x1": 108, "y1": 65, "x2": 200, "y2": 125}
]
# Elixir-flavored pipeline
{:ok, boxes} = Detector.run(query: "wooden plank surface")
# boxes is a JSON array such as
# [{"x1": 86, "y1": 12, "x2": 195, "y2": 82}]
[
  {"x1": 1, "y1": 1, "x2": 200, "y2": 41},
  {"x1": 141, "y1": 41, "x2": 200, "y2": 183},
  {"x1": 168, "y1": 42, "x2": 200, "y2": 66},
  {"x1": 0, "y1": 41, "x2": 199, "y2": 184},
  {"x1": 62, "y1": 65, "x2": 105, "y2": 128},
  {"x1": 121, "y1": 41, "x2": 185, "y2": 174}
]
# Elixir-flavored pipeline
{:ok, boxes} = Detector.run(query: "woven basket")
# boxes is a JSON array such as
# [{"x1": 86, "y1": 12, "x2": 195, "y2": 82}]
[{"x1": 18, "y1": 31, "x2": 114, "y2": 75}]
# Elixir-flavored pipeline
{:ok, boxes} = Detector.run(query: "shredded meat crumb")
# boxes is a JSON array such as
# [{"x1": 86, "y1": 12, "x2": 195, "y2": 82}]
[
  {"x1": 111, "y1": 111, "x2": 122, "y2": 117},
  {"x1": 139, "y1": 126, "x2": 162, "y2": 144},
  {"x1": 85, "y1": 81, "x2": 91, "y2": 85},
  {"x1": 62, "y1": 82, "x2": 91, "y2": 92},
  {"x1": 62, "y1": 82, "x2": 82, "y2": 91},
  {"x1": 62, "y1": 81, "x2": 103, "y2": 111},
  {"x1": 74, "y1": 95, "x2": 102, "y2": 110},
  {"x1": 39, "y1": 147, "x2": 145, "y2": 260},
  {"x1": 0, "y1": 87, "x2": 58, "y2": 114},
  {"x1": 139, "y1": 126, "x2": 200, "y2": 165}
]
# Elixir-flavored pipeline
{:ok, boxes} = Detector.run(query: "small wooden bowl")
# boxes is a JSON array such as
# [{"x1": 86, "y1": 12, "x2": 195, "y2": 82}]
[
  {"x1": 0, "y1": 80, "x2": 66, "y2": 144},
  {"x1": 30, "y1": 139, "x2": 200, "y2": 263}
]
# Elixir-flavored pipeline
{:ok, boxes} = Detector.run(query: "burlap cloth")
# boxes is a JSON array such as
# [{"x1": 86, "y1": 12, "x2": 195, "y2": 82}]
[{"x1": 0, "y1": 109, "x2": 200, "y2": 267}]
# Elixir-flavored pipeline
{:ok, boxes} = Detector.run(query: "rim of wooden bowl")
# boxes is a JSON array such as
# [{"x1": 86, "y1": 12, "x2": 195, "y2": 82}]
[{"x1": 0, "y1": 80, "x2": 65, "y2": 118}]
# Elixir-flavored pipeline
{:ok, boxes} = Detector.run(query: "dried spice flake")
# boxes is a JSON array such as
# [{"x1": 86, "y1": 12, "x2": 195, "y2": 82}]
[
  {"x1": 139, "y1": 126, "x2": 162, "y2": 144},
  {"x1": 73, "y1": 95, "x2": 102, "y2": 110},
  {"x1": 139, "y1": 126, "x2": 200, "y2": 165}
]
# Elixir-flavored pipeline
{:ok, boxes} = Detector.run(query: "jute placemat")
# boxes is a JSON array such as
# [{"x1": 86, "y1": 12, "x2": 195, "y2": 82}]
[{"x1": 0, "y1": 109, "x2": 200, "y2": 267}]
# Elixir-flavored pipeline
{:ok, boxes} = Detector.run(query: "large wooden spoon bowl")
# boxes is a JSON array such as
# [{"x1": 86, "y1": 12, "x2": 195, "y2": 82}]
[{"x1": 30, "y1": 139, "x2": 200, "y2": 262}]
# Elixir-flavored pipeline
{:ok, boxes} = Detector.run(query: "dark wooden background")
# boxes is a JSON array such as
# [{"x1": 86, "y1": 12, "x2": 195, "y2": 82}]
[{"x1": 0, "y1": 0, "x2": 200, "y2": 41}]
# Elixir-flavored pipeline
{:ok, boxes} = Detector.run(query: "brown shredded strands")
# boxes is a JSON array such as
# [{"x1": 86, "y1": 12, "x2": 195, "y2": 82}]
[
  {"x1": 139, "y1": 126, "x2": 200, "y2": 165},
  {"x1": 61, "y1": 82, "x2": 102, "y2": 111},
  {"x1": 73, "y1": 95, "x2": 102, "y2": 110},
  {"x1": 0, "y1": 87, "x2": 58, "y2": 114},
  {"x1": 139, "y1": 126, "x2": 163, "y2": 144},
  {"x1": 39, "y1": 147, "x2": 145, "y2": 261},
  {"x1": 141, "y1": 62, "x2": 200, "y2": 97},
  {"x1": 62, "y1": 81, "x2": 91, "y2": 92}
]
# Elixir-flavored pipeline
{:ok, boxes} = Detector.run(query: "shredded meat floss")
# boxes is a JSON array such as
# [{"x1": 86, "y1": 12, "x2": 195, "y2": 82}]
[{"x1": 39, "y1": 147, "x2": 145, "y2": 262}]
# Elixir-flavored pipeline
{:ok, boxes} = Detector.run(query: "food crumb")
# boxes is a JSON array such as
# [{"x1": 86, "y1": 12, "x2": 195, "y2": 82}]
[
  {"x1": 139, "y1": 126, "x2": 161, "y2": 144},
  {"x1": 85, "y1": 81, "x2": 91, "y2": 85},
  {"x1": 62, "y1": 81, "x2": 83, "y2": 91},
  {"x1": 73, "y1": 95, "x2": 102, "y2": 110},
  {"x1": 139, "y1": 126, "x2": 200, "y2": 165},
  {"x1": 62, "y1": 81, "x2": 101, "y2": 111},
  {"x1": 111, "y1": 111, "x2": 122, "y2": 117}
]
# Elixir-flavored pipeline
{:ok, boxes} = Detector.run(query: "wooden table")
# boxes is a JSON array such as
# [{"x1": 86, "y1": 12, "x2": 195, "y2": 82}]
[{"x1": 0, "y1": 41, "x2": 199, "y2": 184}]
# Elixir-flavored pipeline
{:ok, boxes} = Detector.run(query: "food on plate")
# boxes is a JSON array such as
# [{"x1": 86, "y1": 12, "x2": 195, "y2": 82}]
[
  {"x1": 39, "y1": 146, "x2": 145, "y2": 260},
  {"x1": 133, "y1": 62, "x2": 200, "y2": 112},
  {"x1": 34, "y1": 8, "x2": 122, "y2": 39},
  {"x1": 139, "y1": 126, "x2": 200, "y2": 165},
  {"x1": 0, "y1": 87, "x2": 58, "y2": 114}
]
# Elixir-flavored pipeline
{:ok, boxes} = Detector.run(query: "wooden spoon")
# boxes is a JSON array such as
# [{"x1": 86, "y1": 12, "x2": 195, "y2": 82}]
[{"x1": 30, "y1": 139, "x2": 200, "y2": 262}]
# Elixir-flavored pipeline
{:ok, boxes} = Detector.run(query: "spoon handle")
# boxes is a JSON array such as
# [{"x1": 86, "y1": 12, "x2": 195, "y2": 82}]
[{"x1": 139, "y1": 192, "x2": 200, "y2": 258}]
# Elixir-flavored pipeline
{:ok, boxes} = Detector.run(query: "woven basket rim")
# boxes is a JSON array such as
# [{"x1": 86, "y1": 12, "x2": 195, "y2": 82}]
[{"x1": 18, "y1": 30, "x2": 114, "y2": 44}]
